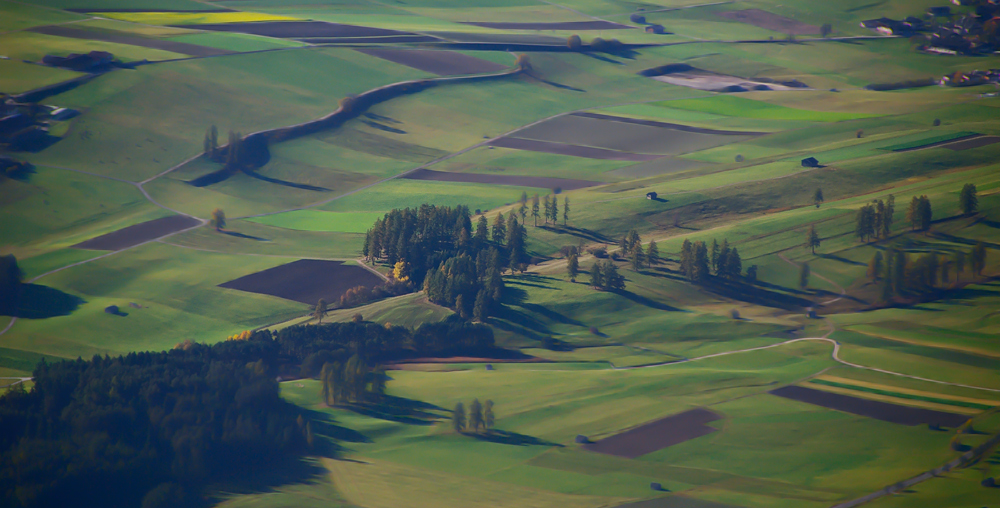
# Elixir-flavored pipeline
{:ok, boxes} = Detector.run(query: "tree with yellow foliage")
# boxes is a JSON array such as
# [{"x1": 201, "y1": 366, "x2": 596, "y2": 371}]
[{"x1": 392, "y1": 261, "x2": 409, "y2": 283}]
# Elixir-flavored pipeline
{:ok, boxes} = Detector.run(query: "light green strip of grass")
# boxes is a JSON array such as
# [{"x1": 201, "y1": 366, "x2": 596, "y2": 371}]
[
  {"x1": 880, "y1": 131, "x2": 979, "y2": 152},
  {"x1": 244, "y1": 210, "x2": 386, "y2": 233},
  {"x1": 807, "y1": 379, "x2": 995, "y2": 410},
  {"x1": 654, "y1": 95, "x2": 879, "y2": 122}
]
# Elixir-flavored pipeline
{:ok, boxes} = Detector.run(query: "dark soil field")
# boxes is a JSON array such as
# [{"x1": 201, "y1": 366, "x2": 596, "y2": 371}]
[
  {"x1": 298, "y1": 35, "x2": 441, "y2": 44},
  {"x1": 513, "y1": 115, "x2": 752, "y2": 155},
  {"x1": 73, "y1": 215, "x2": 203, "y2": 251},
  {"x1": 717, "y1": 9, "x2": 820, "y2": 35},
  {"x1": 178, "y1": 21, "x2": 413, "y2": 39},
  {"x1": 770, "y1": 386, "x2": 969, "y2": 427},
  {"x1": 354, "y1": 48, "x2": 507, "y2": 76},
  {"x1": 584, "y1": 408, "x2": 722, "y2": 458},
  {"x1": 945, "y1": 136, "x2": 1000, "y2": 151},
  {"x1": 489, "y1": 137, "x2": 664, "y2": 161},
  {"x1": 218, "y1": 260, "x2": 384, "y2": 305},
  {"x1": 27, "y1": 26, "x2": 232, "y2": 57},
  {"x1": 461, "y1": 21, "x2": 633, "y2": 30},
  {"x1": 403, "y1": 168, "x2": 602, "y2": 190},
  {"x1": 575, "y1": 112, "x2": 767, "y2": 136}
]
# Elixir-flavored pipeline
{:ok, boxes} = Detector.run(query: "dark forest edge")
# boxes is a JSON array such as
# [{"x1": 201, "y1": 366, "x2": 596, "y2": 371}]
[{"x1": 0, "y1": 316, "x2": 504, "y2": 508}]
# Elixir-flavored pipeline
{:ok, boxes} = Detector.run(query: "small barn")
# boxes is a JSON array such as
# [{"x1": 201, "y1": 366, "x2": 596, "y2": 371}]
[
  {"x1": 646, "y1": 191, "x2": 658, "y2": 200},
  {"x1": 644, "y1": 24, "x2": 665, "y2": 34},
  {"x1": 801, "y1": 157, "x2": 819, "y2": 168},
  {"x1": 104, "y1": 305, "x2": 120, "y2": 315}
]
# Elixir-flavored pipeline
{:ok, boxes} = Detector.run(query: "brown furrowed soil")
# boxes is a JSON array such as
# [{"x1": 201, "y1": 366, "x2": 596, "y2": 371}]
[
  {"x1": 770, "y1": 386, "x2": 969, "y2": 427},
  {"x1": 717, "y1": 9, "x2": 820, "y2": 35},
  {"x1": 176, "y1": 21, "x2": 413, "y2": 39},
  {"x1": 461, "y1": 21, "x2": 633, "y2": 31},
  {"x1": 945, "y1": 136, "x2": 1000, "y2": 151},
  {"x1": 584, "y1": 408, "x2": 722, "y2": 458},
  {"x1": 489, "y1": 137, "x2": 664, "y2": 161},
  {"x1": 73, "y1": 215, "x2": 203, "y2": 251},
  {"x1": 218, "y1": 259, "x2": 383, "y2": 305}
]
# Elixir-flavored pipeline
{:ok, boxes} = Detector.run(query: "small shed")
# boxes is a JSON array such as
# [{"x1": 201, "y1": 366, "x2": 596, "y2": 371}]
[
  {"x1": 646, "y1": 191, "x2": 658, "y2": 200},
  {"x1": 485, "y1": 364, "x2": 494, "y2": 371},
  {"x1": 575, "y1": 435, "x2": 590, "y2": 444},
  {"x1": 650, "y1": 482, "x2": 663, "y2": 491},
  {"x1": 644, "y1": 24, "x2": 665, "y2": 34},
  {"x1": 104, "y1": 305, "x2": 120, "y2": 315},
  {"x1": 801, "y1": 157, "x2": 819, "y2": 168}
]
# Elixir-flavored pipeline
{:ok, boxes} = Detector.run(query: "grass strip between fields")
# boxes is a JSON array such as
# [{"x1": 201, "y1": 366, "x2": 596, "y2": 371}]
[
  {"x1": 880, "y1": 131, "x2": 979, "y2": 152},
  {"x1": 808, "y1": 379, "x2": 995, "y2": 411}
]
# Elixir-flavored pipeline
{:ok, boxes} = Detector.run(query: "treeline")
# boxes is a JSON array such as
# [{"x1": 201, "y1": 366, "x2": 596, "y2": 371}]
[
  {"x1": 0, "y1": 255, "x2": 23, "y2": 315},
  {"x1": 0, "y1": 316, "x2": 496, "y2": 508},
  {"x1": 452, "y1": 399, "x2": 495, "y2": 433},
  {"x1": 869, "y1": 242, "x2": 989, "y2": 302},
  {"x1": 855, "y1": 195, "x2": 896, "y2": 241},
  {"x1": 363, "y1": 205, "x2": 531, "y2": 318},
  {"x1": 679, "y1": 238, "x2": 752, "y2": 282}
]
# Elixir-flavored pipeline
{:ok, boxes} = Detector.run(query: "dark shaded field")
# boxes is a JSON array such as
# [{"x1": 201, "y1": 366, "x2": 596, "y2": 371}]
[
  {"x1": 717, "y1": 9, "x2": 820, "y2": 35},
  {"x1": 219, "y1": 260, "x2": 384, "y2": 305},
  {"x1": 575, "y1": 112, "x2": 767, "y2": 136},
  {"x1": 428, "y1": 31, "x2": 565, "y2": 44},
  {"x1": 770, "y1": 386, "x2": 969, "y2": 427},
  {"x1": 298, "y1": 35, "x2": 441, "y2": 44},
  {"x1": 461, "y1": 21, "x2": 633, "y2": 30},
  {"x1": 512, "y1": 115, "x2": 752, "y2": 155},
  {"x1": 73, "y1": 215, "x2": 203, "y2": 251},
  {"x1": 354, "y1": 48, "x2": 507, "y2": 76},
  {"x1": 584, "y1": 408, "x2": 722, "y2": 458},
  {"x1": 27, "y1": 26, "x2": 233, "y2": 57},
  {"x1": 945, "y1": 135, "x2": 1000, "y2": 151},
  {"x1": 489, "y1": 137, "x2": 663, "y2": 161},
  {"x1": 403, "y1": 168, "x2": 602, "y2": 190},
  {"x1": 179, "y1": 21, "x2": 413, "y2": 39}
]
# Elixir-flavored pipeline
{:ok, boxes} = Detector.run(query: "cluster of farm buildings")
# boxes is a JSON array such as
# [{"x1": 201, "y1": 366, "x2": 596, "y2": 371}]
[{"x1": 861, "y1": 0, "x2": 1000, "y2": 55}]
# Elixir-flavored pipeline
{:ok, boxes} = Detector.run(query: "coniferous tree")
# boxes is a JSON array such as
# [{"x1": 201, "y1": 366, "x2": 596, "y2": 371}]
[
  {"x1": 746, "y1": 265, "x2": 758, "y2": 283},
  {"x1": 908, "y1": 196, "x2": 920, "y2": 231},
  {"x1": 211, "y1": 208, "x2": 226, "y2": 231},
  {"x1": 567, "y1": 253, "x2": 579, "y2": 281},
  {"x1": 972, "y1": 242, "x2": 987, "y2": 276},
  {"x1": 563, "y1": 196, "x2": 570, "y2": 225},
  {"x1": 693, "y1": 241, "x2": 710, "y2": 281},
  {"x1": 475, "y1": 216, "x2": 488, "y2": 244},
  {"x1": 630, "y1": 247, "x2": 644, "y2": 271},
  {"x1": 646, "y1": 241, "x2": 660, "y2": 268},
  {"x1": 453, "y1": 402, "x2": 466, "y2": 433},
  {"x1": 959, "y1": 183, "x2": 978, "y2": 215},
  {"x1": 954, "y1": 250, "x2": 966, "y2": 280},
  {"x1": 602, "y1": 261, "x2": 625, "y2": 291},
  {"x1": 484, "y1": 400, "x2": 495, "y2": 430},
  {"x1": 680, "y1": 239, "x2": 694, "y2": 279},
  {"x1": 882, "y1": 194, "x2": 895, "y2": 238},
  {"x1": 710, "y1": 239, "x2": 720, "y2": 273},
  {"x1": 726, "y1": 248, "x2": 742, "y2": 279},
  {"x1": 468, "y1": 399, "x2": 483, "y2": 433},
  {"x1": 543, "y1": 195, "x2": 552, "y2": 224},
  {"x1": 531, "y1": 195, "x2": 540, "y2": 226},
  {"x1": 717, "y1": 239, "x2": 730, "y2": 276},
  {"x1": 519, "y1": 203, "x2": 528, "y2": 224},
  {"x1": 893, "y1": 251, "x2": 908, "y2": 294},
  {"x1": 917, "y1": 196, "x2": 932, "y2": 231},
  {"x1": 807, "y1": 224, "x2": 821, "y2": 254},
  {"x1": 867, "y1": 251, "x2": 883, "y2": 282},
  {"x1": 492, "y1": 212, "x2": 506, "y2": 245},
  {"x1": 520, "y1": 191, "x2": 528, "y2": 206},
  {"x1": 473, "y1": 289, "x2": 490, "y2": 322},
  {"x1": 589, "y1": 262, "x2": 603, "y2": 288},
  {"x1": 814, "y1": 188, "x2": 824, "y2": 208}
]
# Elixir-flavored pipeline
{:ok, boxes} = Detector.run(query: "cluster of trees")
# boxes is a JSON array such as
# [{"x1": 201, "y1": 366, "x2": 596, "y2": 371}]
[
  {"x1": 588, "y1": 260, "x2": 625, "y2": 291},
  {"x1": 869, "y1": 242, "x2": 989, "y2": 301},
  {"x1": 617, "y1": 230, "x2": 661, "y2": 271},
  {"x1": 0, "y1": 254, "x2": 23, "y2": 315},
  {"x1": 855, "y1": 195, "x2": 896, "y2": 242},
  {"x1": 452, "y1": 399, "x2": 495, "y2": 433},
  {"x1": 203, "y1": 126, "x2": 250, "y2": 171},
  {"x1": 319, "y1": 355, "x2": 386, "y2": 406},
  {"x1": 907, "y1": 195, "x2": 932, "y2": 232},
  {"x1": 515, "y1": 192, "x2": 568, "y2": 227},
  {"x1": 679, "y1": 238, "x2": 748, "y2": 282},
  {"x1": 362, "y1": 205, "x2": 530, "y2": 316}
]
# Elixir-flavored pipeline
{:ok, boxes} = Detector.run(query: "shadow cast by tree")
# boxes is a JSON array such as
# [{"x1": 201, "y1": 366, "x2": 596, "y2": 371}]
[
  {"x1": 471, "y1": 430, "x2": 563, "y2": 447},
  {"x1": 9, "y1": 284, "x2": 85, "y2": 319}
]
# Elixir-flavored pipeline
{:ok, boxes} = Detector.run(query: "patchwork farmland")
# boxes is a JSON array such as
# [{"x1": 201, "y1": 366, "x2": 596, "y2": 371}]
[{"x1": 1, "y1": 0, "x2": 999, "y2": 507}]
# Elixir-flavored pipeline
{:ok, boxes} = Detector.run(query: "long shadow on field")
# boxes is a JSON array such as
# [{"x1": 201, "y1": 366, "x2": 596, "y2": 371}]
[
  {"x1": 341, "y1": 395, "x2": 445, "y2": 426},
  {"x1": 530, "y1": 75, "x2": 585, "y2": 92},
  {"x1": 540, "y1": 224, "x2": 614, "y2": 244},
  {"x1": 929, "y1": 232, "x2": 1000, "y2": 250},
  {"x1": 520, "y1": 302, "x2": 585, "y2": 326},
  {"x1": 362, "y1": 120, "x2": 407, "y2": 134},
  {"x1": 581, "y1": 52, "x2": 623, "y2": 64},
  {"x1": 614, "y1": 288, "x2": 684, "y2": 311},
  {"x1": 244, "y1": 171, "x2": 331, "y2": 192},
  {"x1": 471, "y1": 430, "x2": 563, "y2": 447},
  {"x1": 816, "y1": 253, "x2": 866, "y2": 266},
  {"x1": 222, "y1": 230, "x2": 270, "y2": 242},
  {"x1": 10, "y1": 284, "x2": 85, "y2": 319},
  {"x1": 703, "y1": 279, "x2": 814, "y2": 311}
]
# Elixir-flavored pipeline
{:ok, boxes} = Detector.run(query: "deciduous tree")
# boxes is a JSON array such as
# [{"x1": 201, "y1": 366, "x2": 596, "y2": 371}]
[
  {"x1": 814, "y1": 188, "x2": 824, "y2": 208},
  {"x1": 484, "y1": 400, "x2": 495, "y2": 430},
  {"x1": 960, "y1": 183, "x2": 978, "y2": 215},
  {"x1": 210, "y1": 208, "x2": 226, "y2": 231},
  {"x1": 807, "y1": 224, "x2": 821, "y2": 254},
  {"x1": 314, "y1": 299, "x2": 327, "y2": 324},
  {"x1": 646, "y1": 241, "x2": 660, "y2": 267},
  {"x1": 468, "y1": 399, "x2": 483, "y2": 432},
  {"x1": 453, "y1": 402, "x2": 466, "y2": 432},
  {"x1": 567, "y1": 252, "x2": 579, "y2": 281}
]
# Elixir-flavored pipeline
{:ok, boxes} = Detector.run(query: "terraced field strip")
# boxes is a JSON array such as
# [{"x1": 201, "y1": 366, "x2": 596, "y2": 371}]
[
  {"x1": 814, "y1": 375, "x2": 1000, "y2": 407},
  {"x1": 26, "y1": 25, "x2": 231, "y2": 57},
  {"x1": 770, "y1": 385, "x2": 969, "y2": 426},
  {"x1": 802, "y1": 381, "x2": 984, "y2": 415},
  {"x1": 881, "y1": 132, "x2": 980, "y2": 152},
  {"x1": 845, "y1": 324, "x2": 1000, "y2": 359}
]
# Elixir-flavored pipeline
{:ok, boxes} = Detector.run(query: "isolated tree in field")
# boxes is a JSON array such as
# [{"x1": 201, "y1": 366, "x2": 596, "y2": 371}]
[
  {"x1": 814, "y1": 188, "x2": 824, "y2": 208},
  {"x1": 484, "y1": 400, "x2": 495, "y2": 430},
  {"x1": 918, "y1": 196, "x2": 932, "y2": 231},
  {"x1": 567, "y1": 34, "x2": 582, "y2": 50},
  {"x1": 959, "y1": 183, "x2": 978, "y2": 215},
  {"x1": 563, "y1": 196, "x2": 570, "y2": 225},
  {"x1": 475, "y1": 216, "x2": 488, "y2": 244},
  {"x1": 972, "y1": 242, "x2": 987, "y2": 276},
  {"x1": 799, "y1": 262, "x2": 810, "y2": 289},
  {"x1": 646, "y1": 241, "x2": 660, "y2": 268},
  {"x1": 520, "y1": 191, "x2": 528, "y2": 206},
  {"x1": 314, "y1": 299, "x2": 327, "y2": 324},
  {"x1": 807, "y1": 224, "x2": 821, "y2": 254},
  {"x1": 567, "y1": 252, "x2": 579, "y2": 281},
  {"x1": 589, "y1": 262, "x2": 603, "y2": 288},
  {"x1": 745, "y1": 264, "x2": 758, "y2": 283},
  {"x1": 531, "y1": 195, "x2": 540, "y2": 226},
  {"x1": 821, "y1": 23, "x2": 833, "y2": 37},
  {"x1": 680, "y1": 239, "x2": 694, "y2": 279},
  {"x1": 492, "y1": 212, "x2": 506, "y2": 245},
  {"x1": 468, "y1": 399, "x2": 484, "y2": 432},
  {"x1": 452, "y1": 402, "x2": 466, "y2": 433},
  {"x1": 473, "y1": 289, "x2": 490, "y2": 322},
  {"x1": 210, "y1": 208, "x2": 226, "y2": 231},
  {"x1": 515, "y1": 53, "x2": 532, "y2": 72},
  {"x1": 867, "y1": 251, "x2": 883, "y2": 282}
]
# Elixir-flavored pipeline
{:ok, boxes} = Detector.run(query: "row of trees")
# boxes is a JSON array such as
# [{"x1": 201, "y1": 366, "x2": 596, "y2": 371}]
[
  {"x1": 452, "y1": 399, "x2": 495, "y2": 433},
  {"x1": 868, "y1": 242, "x2": 989, "y2": 301},
  {"x1": 679, "y1": 238, "x2": 748, "y2": 281},
  {"x1": 513, "y1": 192, "x2": 568, "y2": 228},
  {"x1": 424, "y1": 250, "x2": 506, "y2": 321},
  {"x1": 589, "y1": 260, "x2": 626, "y2": 291},
  {"x1": 855, "y1": 195, "x2": 897, "y2": 241},
  {"x1": 0, "y1": 255, "x2": 23, "y2": 315},
  {"x1": 203, "y1": 126, "x2": 249, "y2": 171},
  {"x1": 320, "y1": 355, "x2": 386, "y2": 406}
]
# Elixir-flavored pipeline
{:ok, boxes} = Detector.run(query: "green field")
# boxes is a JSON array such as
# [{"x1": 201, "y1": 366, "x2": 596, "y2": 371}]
[{"x1": 2, "y1": 0, "x2": 1000, "y2": 506}]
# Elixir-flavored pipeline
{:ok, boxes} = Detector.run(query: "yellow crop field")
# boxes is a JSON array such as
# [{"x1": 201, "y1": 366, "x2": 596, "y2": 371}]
[
  {"x1": 95, "y1": 11, "x2": 300, "y2": 26},
  {"x1": 814, "y1": 375, "x2": 1000, "y2": 406}
]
